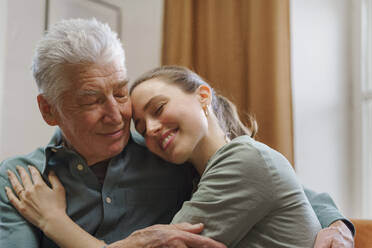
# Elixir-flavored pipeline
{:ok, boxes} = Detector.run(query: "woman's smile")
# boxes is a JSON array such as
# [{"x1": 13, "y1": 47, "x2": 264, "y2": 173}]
[{"x1": 160, "y1": 128, "x2": 179, "y2": 150}]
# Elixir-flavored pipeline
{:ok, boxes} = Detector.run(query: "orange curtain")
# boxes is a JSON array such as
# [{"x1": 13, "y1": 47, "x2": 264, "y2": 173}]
[{"x1": 163, "y1": 0, "x2": 294, "y2": 165}]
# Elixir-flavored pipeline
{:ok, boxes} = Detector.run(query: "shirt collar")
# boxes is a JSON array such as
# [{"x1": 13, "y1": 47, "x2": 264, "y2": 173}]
[
  {"x1": 42, "y1": 128, "x2": 139, "y2": 173},
  {"x1": 41, "y1": 128, "x2": 76, "y2": 172}
]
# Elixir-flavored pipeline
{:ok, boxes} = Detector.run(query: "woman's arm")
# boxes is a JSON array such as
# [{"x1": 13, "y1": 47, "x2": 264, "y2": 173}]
[{"x1": 6, "y1": 166, "x2": 226, "y2": 248}]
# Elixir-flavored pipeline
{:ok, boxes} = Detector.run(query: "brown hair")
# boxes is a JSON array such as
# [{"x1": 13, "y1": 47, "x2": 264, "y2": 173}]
[{"x1": 130, "y1": 65, "x2": 257, "y2": 139}]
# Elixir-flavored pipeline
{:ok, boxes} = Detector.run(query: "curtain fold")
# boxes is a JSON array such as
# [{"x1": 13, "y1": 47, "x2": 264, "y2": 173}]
[{"x1": 163, "y1": 0, "x2": 294, "y2": 165}]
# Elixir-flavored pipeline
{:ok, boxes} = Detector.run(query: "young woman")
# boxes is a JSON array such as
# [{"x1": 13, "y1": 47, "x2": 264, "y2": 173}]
[{"x1": 6, "y1": 66, "x2": 321, "y2": 247}]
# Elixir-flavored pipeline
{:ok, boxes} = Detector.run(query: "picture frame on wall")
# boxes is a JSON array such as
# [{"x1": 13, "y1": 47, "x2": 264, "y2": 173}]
[{"x1": 46, "y1": 0, "x2": 121, "y2": 36}]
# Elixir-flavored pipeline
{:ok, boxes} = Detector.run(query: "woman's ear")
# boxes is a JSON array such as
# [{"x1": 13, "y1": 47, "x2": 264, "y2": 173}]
[
  {"x1": 196, "y1": 85, "x2": 212, "y2": 106},
  {"x1": 37, "y1": 94, "x2": 59, "y2": 126}
]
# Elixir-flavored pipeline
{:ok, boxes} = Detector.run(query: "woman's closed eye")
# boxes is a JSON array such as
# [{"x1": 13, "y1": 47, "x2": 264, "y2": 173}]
[{"x1": 154, "y1": 102, "x2": 166, "y2": 116}]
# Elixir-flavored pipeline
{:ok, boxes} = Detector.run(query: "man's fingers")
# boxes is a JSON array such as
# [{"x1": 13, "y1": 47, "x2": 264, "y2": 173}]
[
  {"x1": 16, "y1": 166, "x2": 33, "y2": 188},
  {"x1": 48, "y1": 170, "x2": 65, "y2": 194},
  {"x1": 168, "y1": 239, "x2": 188, "y2": 248},
  {"x1": 313, "y1": 227, "x2": 352, "y2": 248},
  {"x1": 173, "y1": 223, "x2": 204, "y2": 234},
  {"x1": 7, "y1": 169, "x2": 25, "y2": 197}
]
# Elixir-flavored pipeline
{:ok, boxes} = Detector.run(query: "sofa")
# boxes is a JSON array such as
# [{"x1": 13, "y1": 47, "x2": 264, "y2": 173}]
[{"x1": 352, "y1": 219, "x2": 372, "y2": 248}]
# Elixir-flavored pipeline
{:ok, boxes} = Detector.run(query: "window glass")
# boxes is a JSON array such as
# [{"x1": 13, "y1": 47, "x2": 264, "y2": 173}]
[{"x1": 362, "y1": 100, "x2": 372, "y2": 215}]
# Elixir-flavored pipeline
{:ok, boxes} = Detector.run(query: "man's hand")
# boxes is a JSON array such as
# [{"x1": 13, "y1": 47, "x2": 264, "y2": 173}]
[
  {"x1": 314, "y1": 220, "x2": 354, "y2": 248},
  {"x1": 108, "y1": 223, "x2": 226, "y2": 248}
]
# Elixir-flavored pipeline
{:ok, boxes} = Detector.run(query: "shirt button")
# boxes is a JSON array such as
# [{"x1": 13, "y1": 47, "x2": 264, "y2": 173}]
[
  {"x1": 106, "y1": 197, "x2": 112, "y2": 204},
  {"x1": 77, "y1": 164, "x2": 84, "y2": 171}
]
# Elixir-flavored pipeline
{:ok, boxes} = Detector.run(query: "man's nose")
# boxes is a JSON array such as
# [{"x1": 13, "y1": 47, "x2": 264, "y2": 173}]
[{"x1": 102, "y1": 97, "x2": 122, "y2": 124}]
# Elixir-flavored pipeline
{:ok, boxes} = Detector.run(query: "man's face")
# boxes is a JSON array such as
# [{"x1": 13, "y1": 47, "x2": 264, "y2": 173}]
[{"x1": 52, "y1": 58, "x2": 131, "y2": 165}]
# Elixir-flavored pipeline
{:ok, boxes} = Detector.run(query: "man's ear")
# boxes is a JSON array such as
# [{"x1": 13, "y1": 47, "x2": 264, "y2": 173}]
[
  {"x1": 196, "y1": 85, "x2": 212, "y2": 106},
  {"x1": 37, "y1": 94, "x2": 59, "y2": 126}
]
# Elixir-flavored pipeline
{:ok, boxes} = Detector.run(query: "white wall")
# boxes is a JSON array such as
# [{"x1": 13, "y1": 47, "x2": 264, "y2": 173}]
[
  {"x1": 0, "y1": 0, "x2": 54, "y2": 160},
  {"x1": 108, "y1": 0, "x2": 164, "y2": 80},
  {"x1": 0, "y1": 0, "x2": 163, "y2": 160},
  {"x1": 0, "y1": 0, "x2": 7, "y2": 157},
  {"x1": 290, "y1": 0, "x2": 353, "y2": 216}
]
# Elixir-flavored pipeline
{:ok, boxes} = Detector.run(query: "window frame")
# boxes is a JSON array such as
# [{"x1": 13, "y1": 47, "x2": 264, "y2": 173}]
[{"x1": 352, "y1": 0, "x2": 372, "y2": 218}]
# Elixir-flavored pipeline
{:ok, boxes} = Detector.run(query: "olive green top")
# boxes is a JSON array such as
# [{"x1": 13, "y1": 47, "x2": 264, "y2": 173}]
[{"x1": 172, "y1": 135, "x2": 322, "y2": 248}]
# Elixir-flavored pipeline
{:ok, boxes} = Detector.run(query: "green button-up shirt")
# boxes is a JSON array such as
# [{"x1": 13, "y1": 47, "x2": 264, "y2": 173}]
[{"x1": 0, "y1": 129, "x2": 195, "y2": 247}]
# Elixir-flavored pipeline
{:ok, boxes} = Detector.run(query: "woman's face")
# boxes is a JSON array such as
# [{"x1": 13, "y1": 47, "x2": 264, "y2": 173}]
[{"x1": 131, "y1": 78, "x2": 208, "y2": 164}]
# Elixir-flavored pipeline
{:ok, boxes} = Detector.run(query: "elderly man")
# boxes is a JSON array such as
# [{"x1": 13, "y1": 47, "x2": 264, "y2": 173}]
[{"x1": 0, "y1": 19, "x2": 354, "y2": 248}]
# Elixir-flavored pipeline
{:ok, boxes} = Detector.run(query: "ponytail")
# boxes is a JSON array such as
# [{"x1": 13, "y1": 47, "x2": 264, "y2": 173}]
[{"x1": 214, "y1": 94, "x2": 258, "y2": 139}]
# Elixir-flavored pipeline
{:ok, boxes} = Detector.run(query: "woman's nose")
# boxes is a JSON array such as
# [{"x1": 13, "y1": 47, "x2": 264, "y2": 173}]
[{"x1": 146, "y1": 119, "x2": 161, "y2": 136}]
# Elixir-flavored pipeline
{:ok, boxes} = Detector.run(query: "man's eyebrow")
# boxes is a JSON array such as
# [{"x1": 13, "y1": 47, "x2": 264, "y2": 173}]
[
  {"x1": 143, "y1": 95, "x2": 164, "y2": 112},
  {"x1": 77, "y1": 79, "x2": 129, "y2": 97},
  {"x1": 76, "y1": 89, "x2": 100, "y2": 97}
]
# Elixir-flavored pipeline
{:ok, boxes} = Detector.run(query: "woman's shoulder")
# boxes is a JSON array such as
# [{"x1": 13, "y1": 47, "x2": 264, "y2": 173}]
[
  {"x1": 217, "y1": 136, "x2": 307, "y2": 205},
  {"x1": 208, "y1": 135, "x2": 288, "y2": 168},
  {"x1": 210, "y1": 135, "x2": 258, "y2": 161},
  {"x1": 205, "y1": 135, "x2": 273, "y2": 180},
  {"x1": 205, "y1": 135, "x2": 296, "y2": 186},
  {"x1": 231, "y1": 135, "x2": 293, "y2": 169}
]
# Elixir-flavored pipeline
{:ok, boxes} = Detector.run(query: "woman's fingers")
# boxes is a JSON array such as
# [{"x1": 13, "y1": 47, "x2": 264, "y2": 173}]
[
  {"x1": 5, "y1": 186, "x2": 22, "y2": 208},
  {"x1": 7, "y1": 169, "x2": 25, "y2": 197},
  {"x1": 5, "y1": 166, "x2": 64, "y2": 230},
  {"x1": 28, "y1": 166, "x2": 45, "y2": 186},
  {"x1": 48, "y1": 170, "x2": 65, "y2": 194},
  {"x1": 5, "y1": 183, "x2": 41, "y2": 228},
  {"x1": 16, "y1": 166, "x2": 33, "y2": 189}
]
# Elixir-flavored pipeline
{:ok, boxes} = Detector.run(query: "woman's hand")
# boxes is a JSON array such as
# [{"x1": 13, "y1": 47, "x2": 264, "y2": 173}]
[
  {"x1": 5, "y1": 166, "x2": 67, "y2": 232},
  {"x1": 5, "y1": 166, "x2": 106, "y2": 248}
]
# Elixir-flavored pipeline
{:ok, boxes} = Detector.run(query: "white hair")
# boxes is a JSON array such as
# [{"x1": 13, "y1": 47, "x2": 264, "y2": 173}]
[{"x1": 32, "y1": 18, "x2": 126, "y2": 106}]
